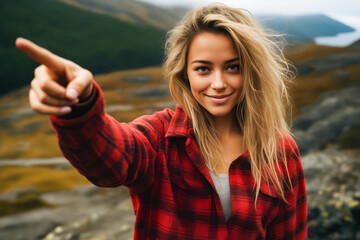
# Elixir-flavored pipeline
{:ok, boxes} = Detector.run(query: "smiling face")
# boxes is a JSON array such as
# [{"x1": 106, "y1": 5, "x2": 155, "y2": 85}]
[{"x1": 186, "y1": 31, "x2": 243, "y2": 119}]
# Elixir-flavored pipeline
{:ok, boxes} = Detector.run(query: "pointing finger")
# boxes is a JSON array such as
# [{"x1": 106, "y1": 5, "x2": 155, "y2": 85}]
[{"x1": 15, "y1": 37, "x2": 65, "y2": 73}]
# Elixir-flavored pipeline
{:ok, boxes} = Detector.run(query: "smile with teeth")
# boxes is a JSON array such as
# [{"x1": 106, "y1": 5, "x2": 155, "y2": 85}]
[{"x1": 205, "y1": 93, "x2": 233, "y2": 104}]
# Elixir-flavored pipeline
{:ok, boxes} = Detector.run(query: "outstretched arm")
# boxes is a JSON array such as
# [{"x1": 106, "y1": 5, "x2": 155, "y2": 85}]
[{"x1": 16, "y1": 38, "x2": 161, "y2": 192}]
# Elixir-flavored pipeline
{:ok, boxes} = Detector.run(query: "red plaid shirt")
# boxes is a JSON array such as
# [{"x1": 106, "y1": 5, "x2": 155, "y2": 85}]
[{"x1": 50, "y1": 82, "x2": 307, "y2": 239}]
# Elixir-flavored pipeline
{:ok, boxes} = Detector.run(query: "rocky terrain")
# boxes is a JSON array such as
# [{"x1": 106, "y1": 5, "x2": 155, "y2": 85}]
[
  {"x1": 0, "y1": 183, "x2": 135, "y2": 240},
  {"x1": 292, "y1": 87, "x2": 360, "y2": 239},
  {"x1": 304, "y1": 149, "x2": 360, "y2": 240},
  {"x1": 0, "y1": 43, "x2": 360, "y2": 239},
  {"x1": 293, "y1": 86, "x2": 360, "y2": 154}
]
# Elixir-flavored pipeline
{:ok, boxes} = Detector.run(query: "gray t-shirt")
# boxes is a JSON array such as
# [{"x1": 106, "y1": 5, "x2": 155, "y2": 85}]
[{"x1": 210, "y1": 171, "x2": 232, "y2": 222}]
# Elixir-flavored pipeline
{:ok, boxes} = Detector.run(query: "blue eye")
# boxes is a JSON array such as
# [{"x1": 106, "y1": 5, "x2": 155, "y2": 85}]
[{"x1": 195, "y1": 66, "x2": 209, "y2": 73}]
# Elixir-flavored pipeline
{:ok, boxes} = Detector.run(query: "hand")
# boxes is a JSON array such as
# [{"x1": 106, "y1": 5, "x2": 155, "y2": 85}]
[{"x1": 15, "y1": 37, "x2": 94, "y2": 116}]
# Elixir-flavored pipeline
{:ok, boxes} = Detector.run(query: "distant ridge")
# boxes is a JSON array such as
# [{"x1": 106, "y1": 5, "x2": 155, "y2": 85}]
[
  {"x1": 258, "y1": 14, "x2": 355, "y2": 43},
  {"x1": 60, "y1": 0, "x2": 188, "y2": 30},
  {"x1": 0, "y1": 0, "x2": 166, "y2": 95},
  {"x1": 1, "y1": 0, "x2": 357, "y2": 95}
]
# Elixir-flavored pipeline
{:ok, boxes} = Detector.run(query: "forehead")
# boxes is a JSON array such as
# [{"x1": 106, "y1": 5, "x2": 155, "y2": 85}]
[{"x1": 187, "y1": 31, "x2": 238, "y2": 61}]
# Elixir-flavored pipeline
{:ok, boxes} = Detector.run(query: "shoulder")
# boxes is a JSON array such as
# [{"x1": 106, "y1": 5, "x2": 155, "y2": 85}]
[
  {"x1": 129, "y1": 108, "x2": 175, "y2": 133},
  {"x1": 278, "y1": 132, "x2": 305, "y2": 193},
  {"x1": 278, "y1": 131, "x2": 300, "y2": 162}
]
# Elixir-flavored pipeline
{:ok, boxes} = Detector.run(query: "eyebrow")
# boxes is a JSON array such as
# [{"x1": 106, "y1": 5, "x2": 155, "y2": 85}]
[{"x1": 191, "y1": 57, "x2": 239, "y2": 64}]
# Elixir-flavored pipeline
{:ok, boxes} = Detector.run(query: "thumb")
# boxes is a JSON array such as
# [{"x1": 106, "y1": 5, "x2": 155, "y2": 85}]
[{"x1": 65, "y1": 70, "x2": 93, "y2": 101}]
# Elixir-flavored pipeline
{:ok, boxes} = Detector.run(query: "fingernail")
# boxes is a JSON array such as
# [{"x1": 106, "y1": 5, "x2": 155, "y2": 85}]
[
  {"x1": 61, "y1": 106, "x2": 71, "y2": 114},
  {"x1": 67, "y1": 89, "x2": 78, "y2": 99}
]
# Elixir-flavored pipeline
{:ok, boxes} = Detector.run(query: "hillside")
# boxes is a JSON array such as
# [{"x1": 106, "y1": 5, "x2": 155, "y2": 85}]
[
  {"x1": 0, "y1": 0, "x2": 165, "y2": 95},
  {"x1": 2, "y1": 0, "x2": 356, "y2": 96},
  {"x1": 1, "y1": 43, "x2": 360, "y2": 239},
  {"x1": 60, "y1": 0, "x2": 188, "y2": 30}
]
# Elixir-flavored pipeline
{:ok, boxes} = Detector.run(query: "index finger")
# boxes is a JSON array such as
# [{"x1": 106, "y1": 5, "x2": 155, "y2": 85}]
[{"x1": 15, "y1": 37, "x2": 65, "y2": 73}]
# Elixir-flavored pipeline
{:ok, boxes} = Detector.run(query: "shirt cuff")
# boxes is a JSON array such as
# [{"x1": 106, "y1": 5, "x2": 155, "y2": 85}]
[
  {"x1": 49, "y1": 80, "x2": 105, "y2": 126},
  {"x1": 58, "y1": 84, "x2": 98, "y2": 119}
]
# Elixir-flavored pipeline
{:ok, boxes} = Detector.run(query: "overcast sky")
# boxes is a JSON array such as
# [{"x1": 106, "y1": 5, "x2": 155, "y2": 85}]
[{"x1": 139, "y1": 0, "x2": 360, "y2": 27}]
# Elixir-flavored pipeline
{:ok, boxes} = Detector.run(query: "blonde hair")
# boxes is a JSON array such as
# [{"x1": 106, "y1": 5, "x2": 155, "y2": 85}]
[{"x1": 164, "y1": 4, "x2": 294, "y2": 202}]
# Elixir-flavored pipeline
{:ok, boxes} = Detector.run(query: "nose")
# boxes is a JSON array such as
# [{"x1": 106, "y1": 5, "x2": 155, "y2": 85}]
[{"x1": 211, "y1": 71, "x2": 227, "y2": 90}]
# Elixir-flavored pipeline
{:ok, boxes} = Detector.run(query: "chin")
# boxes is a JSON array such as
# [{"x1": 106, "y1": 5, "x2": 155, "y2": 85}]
[{"x1": 204, "y1": 106, "x2": 235, "y2": 118}]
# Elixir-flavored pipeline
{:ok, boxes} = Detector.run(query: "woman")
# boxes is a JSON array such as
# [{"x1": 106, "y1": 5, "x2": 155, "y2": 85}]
[{"x1": 16, "y1": 4, "x2": 307, "y2": 239}]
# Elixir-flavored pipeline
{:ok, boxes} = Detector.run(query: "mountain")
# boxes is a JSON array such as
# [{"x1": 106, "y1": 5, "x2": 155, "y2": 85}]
[
  {"x1": 0, "y1": 0, "x2": 166, "y2": 95},
  {"x1": 59, "y1": 0, "x2": 188, "y2": 30},
  {"x1": 1, "y1": 0, "x2": 356, "y2": 96},
  {"x1": 258, "y1": 14, "x2": 356, "y2": 43},
  {"x1": 61, "y1": 1, "x2": 355, "y2": 43}
]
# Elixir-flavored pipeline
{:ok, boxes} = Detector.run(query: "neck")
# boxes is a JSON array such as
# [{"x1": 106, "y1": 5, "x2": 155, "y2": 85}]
[{"x1": 212, "y1": 111, "x2": 241, "y2": 139}]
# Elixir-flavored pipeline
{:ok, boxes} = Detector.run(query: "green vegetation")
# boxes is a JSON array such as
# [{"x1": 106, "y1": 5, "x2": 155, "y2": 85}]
[
  {"x1": 63, "y1": 0, "x2": 187, "y2": 30},
  {"x1": 0, "y1": 0, "x2": 165, "y2": 95}
]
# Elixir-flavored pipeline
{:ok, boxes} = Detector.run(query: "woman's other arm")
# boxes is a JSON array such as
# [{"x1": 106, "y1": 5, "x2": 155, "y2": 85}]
[{"x1": 266, "y1": 137, "x2": 308, "y2": 240}]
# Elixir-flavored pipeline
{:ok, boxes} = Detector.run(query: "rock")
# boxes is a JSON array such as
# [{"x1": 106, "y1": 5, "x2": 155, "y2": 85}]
[
  {"x1": 127, "y1": 86, "x2": 169, "y2": 98},
  {"x1": 13, "y1": 107, "x2": 36, "y2": 118},
  {"x1": 0, "y1": 187, "x2": 37, "y2": 201},
  {"x1": 293, "y1": 86, "x2": 360, "y2": 154},
  {"x1": 123, "y1": 75, "x2": 151, "y2": 84},
  {"x1": 296, "y1": 51, "x2": 360, "y2": 74},
  {"x1": 5, "y1": 122, "x2": 43, "y2": 134},
  {"x1": 0, "y1": 100, "x2": 20, "y2": 110},
  {"x1": 303, "y1": 149, "x2": 360, "y2": 239},
  {"x1": 334, "y1": 70, "x2": 351, "y2": 81},
  {"x1": 40, "y1": 185, "x2": 101, "y2": 205},
  {"x1": 0, "y1": 116, "x2": 21, "y2": 127},
  {"x1": 105, "y1": 105, "x2": 134, "y2": 113},
  {"x1": 0, "y1": 157, "x2": 69, "y2": 167},
  {"x1": 155, "y1": 100, "x2": 176, "y2": 109},
  {"x1": 0, "y1": 185, "x2": 134, "y2": 240}
]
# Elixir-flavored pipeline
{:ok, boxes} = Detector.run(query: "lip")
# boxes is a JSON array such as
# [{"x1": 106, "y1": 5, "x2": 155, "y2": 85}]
[{"x1": 205, "y1": 93, "x2": 233, "y2": 104}]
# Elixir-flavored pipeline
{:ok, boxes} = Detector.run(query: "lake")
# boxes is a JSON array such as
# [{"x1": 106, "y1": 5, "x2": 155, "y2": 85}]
[{"x1": 315, "y1": 16, "x2": 360, "y2": 47}]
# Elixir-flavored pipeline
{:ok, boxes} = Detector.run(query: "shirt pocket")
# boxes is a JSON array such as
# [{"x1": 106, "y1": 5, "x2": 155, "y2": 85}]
[{"x1": 169, "y1": 163, "x2": 211, "y2": 197}]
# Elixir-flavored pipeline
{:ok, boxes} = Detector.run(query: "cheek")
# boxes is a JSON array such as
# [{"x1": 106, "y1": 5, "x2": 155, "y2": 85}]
[
  {"x1": 230, "y1": 75, "x2": 244, "y2": 90},
  {"x1": 188, "y1": 75, "x2": 208, "y2": 94}
]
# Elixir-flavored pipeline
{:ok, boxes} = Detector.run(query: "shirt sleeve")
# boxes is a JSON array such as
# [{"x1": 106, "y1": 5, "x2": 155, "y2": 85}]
[
  {"x1": 49, "y1": 81, "x2": 163, "y2": 193},
  {"x1": 266, "y1": 136, "x2": 308, "y2": 240}
]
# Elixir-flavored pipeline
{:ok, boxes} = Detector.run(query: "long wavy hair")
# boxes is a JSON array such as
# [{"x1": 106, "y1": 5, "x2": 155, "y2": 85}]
[{"x1": 164, "y1": 4, "x2": 295, "y2": 202}]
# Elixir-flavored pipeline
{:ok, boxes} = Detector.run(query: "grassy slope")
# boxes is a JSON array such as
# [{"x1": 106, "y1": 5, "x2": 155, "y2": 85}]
[
  {"x1": 0, "y1": 66, "x2": 172, "y2": 216},
  {"x1": 286, "y1": 44, "x2": 360, "y2": 149},
  {"x1": 286, "y1": 44, "x2": 360, "y2": 114},
  {"x1": 1, "y1": 43, "x2": 359, "y2": 216},
  {"x1": 0, "y1": 66, "x2": 170, "y2": 159},
  {"x1": 0, "y1": 0, "x2": 165, "y2": 95}
]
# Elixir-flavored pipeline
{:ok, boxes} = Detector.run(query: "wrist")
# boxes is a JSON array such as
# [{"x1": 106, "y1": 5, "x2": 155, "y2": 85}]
[{"x1": 77, "y1": 84, "x2": 95, "y2": 107}]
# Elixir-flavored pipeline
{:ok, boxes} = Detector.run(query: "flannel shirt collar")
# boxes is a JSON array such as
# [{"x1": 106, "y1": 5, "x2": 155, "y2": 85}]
[
  {"x1": 165, "y1": 105, "x2": 194, "y2": 139},
  {"x1": 164, "y1": 105, "x2": 280, "y2": 198}
]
